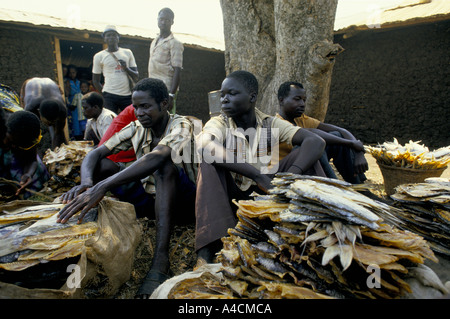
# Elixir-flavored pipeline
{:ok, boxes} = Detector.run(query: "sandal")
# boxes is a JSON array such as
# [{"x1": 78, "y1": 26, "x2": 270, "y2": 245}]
[{"x1": 135, "y1": 269, "x2": 171, "y2": 299}]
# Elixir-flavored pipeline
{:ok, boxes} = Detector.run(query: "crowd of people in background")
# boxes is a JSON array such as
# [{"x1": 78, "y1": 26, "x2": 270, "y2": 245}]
[{"x1": 63, "y1": 63, "x2": 95, "y2": 140}]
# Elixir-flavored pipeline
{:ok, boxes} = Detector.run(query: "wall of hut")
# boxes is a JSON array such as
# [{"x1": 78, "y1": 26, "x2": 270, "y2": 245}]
[
  {"x1": 328, "y1": 19, "x2": 450, "y2": 149},
  {"x1": 0, "y1": 27, "x2": 57, "y2": 89}
]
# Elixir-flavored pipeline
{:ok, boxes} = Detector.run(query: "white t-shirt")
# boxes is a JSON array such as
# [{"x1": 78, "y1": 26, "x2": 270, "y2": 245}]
[
  {"x1": 84, "y1": 108, "x2": 117, "y2": 141},
  {"x1": 92, "y1": 48, "x2": 137, "y2": 96}
]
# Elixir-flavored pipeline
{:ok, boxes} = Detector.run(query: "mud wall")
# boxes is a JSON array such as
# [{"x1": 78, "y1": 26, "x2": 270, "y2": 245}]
[
  {"x1": 0, "y1": 27, "x2": 57, "y2": 91},
  {"x1": 327, "y1": 20, "x2": 450, "y2": 149}
]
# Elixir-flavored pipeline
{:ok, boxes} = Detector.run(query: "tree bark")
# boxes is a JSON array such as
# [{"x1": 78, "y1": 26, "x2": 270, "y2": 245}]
[{"x1": 220, "y1": 0, "x2": 342, "y2": 121}]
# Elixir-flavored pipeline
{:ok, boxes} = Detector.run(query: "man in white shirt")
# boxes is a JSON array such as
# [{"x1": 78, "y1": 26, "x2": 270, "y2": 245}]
[
  {"x1": 82, "y1": 92, "x2": 116, "y2": 146},
  {"x1": 93, "y1": 25, "x2": 139, "y2": 114}
]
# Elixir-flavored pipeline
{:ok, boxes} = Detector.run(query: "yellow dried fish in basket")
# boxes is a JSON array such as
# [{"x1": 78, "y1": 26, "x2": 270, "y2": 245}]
[{"x1": 367, "y1": 140, "x2": 450, "y2": 170}]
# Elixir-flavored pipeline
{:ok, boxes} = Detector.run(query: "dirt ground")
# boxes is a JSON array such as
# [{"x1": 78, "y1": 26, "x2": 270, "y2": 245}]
[{"x1": 109, "y1": 154, "x2": 449, "y2": 299}]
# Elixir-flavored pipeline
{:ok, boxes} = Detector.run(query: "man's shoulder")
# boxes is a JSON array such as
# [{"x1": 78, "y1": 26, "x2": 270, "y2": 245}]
[
  {"x1": 94, "y1": 49, "x2": 107, "y2": 57},
  {"x1": 101, "y1": 108, "x2": 117, "y2": 117},
  {"x1": 255, "y1": 108, "x2": 276, "y2": 125},
  {"x1": 294, "y1": 113, "x2": 321, "y2": 129},
  {"x1": 118, "y1": 47, "x2": 133, "y2": 53},
  {"x1": 171, "y1": 36, "x2": 183, "y2": 45},
  {"x1": 206, "y1": 113, "x2": 228, "y2": 126},
  {"x1": 169, "y1": 35, "x2": 184, "y2": 48},
  {"x1": 171, "y1": 113, "x2": 194, "y2": 128}
]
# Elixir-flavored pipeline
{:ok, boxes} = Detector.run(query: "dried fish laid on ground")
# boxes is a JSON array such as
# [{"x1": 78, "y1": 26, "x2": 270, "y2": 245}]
[
  {"x1": 0, "y1": 203, "x2": 63, "y2": 226},
  {"x1": 171, "y1": 174, "x2": 439, "y2": 299},
  {"x1": 0, "y1": 202, "x2": 98, "y2": 273},
  {"x1": 42, "y1": 141, "x2": 94, "y2": 194},
  {"x1": 366, "y1": 138, "x2": 450, "y2": 170},
  {"x1": 390, "y1": 177, "x2": 450, "y2": 257}
]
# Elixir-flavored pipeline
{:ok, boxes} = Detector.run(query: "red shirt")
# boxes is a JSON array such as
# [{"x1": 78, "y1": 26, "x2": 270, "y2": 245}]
[{"x1": 99, "y1": 104, "x2": 137, "y2": 162}]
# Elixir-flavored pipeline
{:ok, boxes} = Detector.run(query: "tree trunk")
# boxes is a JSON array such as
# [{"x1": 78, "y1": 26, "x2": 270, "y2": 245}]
[{"x1": 220, "y1": 0, "x2": 342, "y2": 121}]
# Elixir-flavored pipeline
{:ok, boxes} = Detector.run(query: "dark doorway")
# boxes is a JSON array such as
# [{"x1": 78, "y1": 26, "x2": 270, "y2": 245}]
[{"x1": 59, "y1": 39, "x2": 103, "y2": 82}]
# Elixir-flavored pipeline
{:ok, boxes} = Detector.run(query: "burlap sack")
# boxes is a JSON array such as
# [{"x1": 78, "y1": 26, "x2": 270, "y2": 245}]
[{"x1": 0, "y1": 197, "x2": 141, "y2": 299}]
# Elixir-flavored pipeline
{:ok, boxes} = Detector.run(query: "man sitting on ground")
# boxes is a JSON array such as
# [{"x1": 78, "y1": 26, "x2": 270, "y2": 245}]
[
  {"x1": 277, "y1": 81, "x2": 368, "y2": 184},
  {"x1": 194, "y1": 71, "x2": 326, "y2": 266},
  {"x1": 58, "y1": 78, "x2": 197, "y2": 298},
  {"x1": 82, "y1": 92, "x2": 116, "y2": 146},
  {"x1": 0, "y1": 109, "x2": 49, "y2": 198}
]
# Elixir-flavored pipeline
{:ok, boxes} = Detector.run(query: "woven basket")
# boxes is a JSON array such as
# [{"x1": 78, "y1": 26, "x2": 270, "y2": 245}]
[{"x1": 377, "y1": 163, "x2": 447, "y2": 195}]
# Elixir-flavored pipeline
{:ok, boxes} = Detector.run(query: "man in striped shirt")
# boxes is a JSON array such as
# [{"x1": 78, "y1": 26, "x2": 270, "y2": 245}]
[
  {"x1": 57, "y1": 78, "x2": 197, "y2": 298},
  {"x1": 148, "y1": 8, "x2": 183, "y2": 114}
]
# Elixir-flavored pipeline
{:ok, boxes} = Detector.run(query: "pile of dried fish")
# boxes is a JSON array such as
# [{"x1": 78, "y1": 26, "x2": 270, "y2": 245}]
[
  {"x1": 173, "y1": 174, "x2": 438, "y2": 299},
  {"x1": 366, "y1": 138, "x2": 450, "y2": 170},
  {"x1": 389, "y1": 177, "x2": 450, "y2": 257},
  {"x1": 0, "y1": 202, "x2": 98, "y2": 274},
  {"x1": 42, "y1": 141, "x2": 94, "y2": 193}
]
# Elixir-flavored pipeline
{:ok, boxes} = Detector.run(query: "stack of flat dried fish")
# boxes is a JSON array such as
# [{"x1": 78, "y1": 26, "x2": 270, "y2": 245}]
[
  {"x1": 366, "y1": 138, "x2": 450, "y2": 170},
  {"x1": 42, "y1": 141, "x2": 94, "y2": 193},
  {"x1": 0, "y1": 202, "x2": 98, "y2": 273},
  {"x1": 171, "y1": 174, "x2": 438, "y2": 299},
  {"x1": 390, "y1": 177, "x2": 450, "y2": 257}
]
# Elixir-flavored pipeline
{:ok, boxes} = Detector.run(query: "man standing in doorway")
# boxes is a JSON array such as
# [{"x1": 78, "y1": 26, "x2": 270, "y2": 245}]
[
  {"x1": 93, "y1": 25, "x2": 139, "y2": 114},
  {"x1": 148, "y1": 8, "x2": 183, "y2": 114}
]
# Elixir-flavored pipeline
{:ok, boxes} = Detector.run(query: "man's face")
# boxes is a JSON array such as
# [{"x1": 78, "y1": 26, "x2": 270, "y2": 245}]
[
  {"x1": 220, "y1": 77, "x2": 254, "y2": 118},
  {"x1": 82, "y1": 100, "x2": 98, "y2": 119},
  {"x1": 157, "y1": 11, "x2": 173, "y2": 33},
  {"x1": 280, "y1": 85, "x2": 307, "y2": 120},
  {"x1": 103, "y1": 31, "x2": 119, "y2": 46},
  {"x1": 132, "y1": 90, "x2": 167, "y2": 128}
]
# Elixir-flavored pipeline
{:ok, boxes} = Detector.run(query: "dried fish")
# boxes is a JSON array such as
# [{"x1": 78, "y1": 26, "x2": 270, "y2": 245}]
[
  {"x1": 174, "y1": 173, "x2": 441, "y2": 299},
  {"x1": 252, "y1": 242, "x2": 279, "y2": 258},
  {"x1": 0, "y1": 202, "x2": 98, "y2": 275},
  {"x1": 366, "y1": 139, "x2": 450, "y2": 170},
  {"x1": 257, "y1": 282, "x2": 335, "y2": 299},
  {"x1": 0, "y1": 205, "x2": 62, "y2": 226}
]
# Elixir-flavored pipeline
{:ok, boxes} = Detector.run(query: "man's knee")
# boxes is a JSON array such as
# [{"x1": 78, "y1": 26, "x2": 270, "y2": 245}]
[
  {"x1": 94, "y1": 158, "x2": 119, "y2": 183},
  {"x1": 153, "y1": 161, "x2": 178, "y2": 181},
  {"x1": 329, "y1": 131, "x2": 342, "y2": 138}
]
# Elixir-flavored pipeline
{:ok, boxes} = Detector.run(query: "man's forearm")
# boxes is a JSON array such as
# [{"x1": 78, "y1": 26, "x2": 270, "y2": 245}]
[
  {"x1": 98, "y1": 147, "x2": 170, "y2": 191},
  {"x1": 201, "y1": 140, "x2": 262, "y2": 181},
  {"x1": 127, "y1": 67, "x2": 139, "y2": 83},
  {"x1": 169, "y1": 67, "x2": 181, "y2": 94},
  {"x1": 92, "y1": 74, "x2": 103, "y2": 93},
  {"x1": 308, "y1": 128, "x2": 354, "y2": 147},
  {"x1": 291, "y1": 134, "x2": 325, "y2": 173}
]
